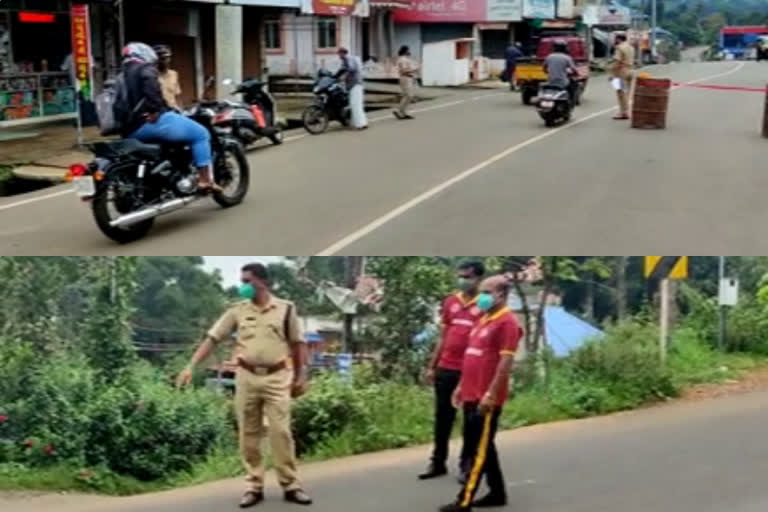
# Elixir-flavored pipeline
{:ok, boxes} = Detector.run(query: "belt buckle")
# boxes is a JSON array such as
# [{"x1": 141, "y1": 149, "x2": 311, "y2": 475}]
[{"x1": 253, "y1": 366, "x2": 269, "y2": 376}]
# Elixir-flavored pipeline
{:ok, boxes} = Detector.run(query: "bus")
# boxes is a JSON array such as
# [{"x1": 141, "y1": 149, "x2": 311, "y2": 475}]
[{"x1": 719, "y1": 25, "x2": 768, "y2": 60}]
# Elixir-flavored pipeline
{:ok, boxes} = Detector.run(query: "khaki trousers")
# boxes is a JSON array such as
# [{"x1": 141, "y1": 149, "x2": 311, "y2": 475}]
[
  {"x1": 398, "y1": 77, "x2": 415, "y2": 115},
  {"x1": 235, "y1": 367, "x2": 300, "y2": 492},
  {"x1": 615, "y1": 72, "x2": 633, "y2": 116}
]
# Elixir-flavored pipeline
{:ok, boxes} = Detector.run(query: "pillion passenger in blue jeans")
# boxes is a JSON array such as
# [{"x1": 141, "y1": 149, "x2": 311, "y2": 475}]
[{"x1": 118, "y1": 42, "x2": 219, "y2": 192}]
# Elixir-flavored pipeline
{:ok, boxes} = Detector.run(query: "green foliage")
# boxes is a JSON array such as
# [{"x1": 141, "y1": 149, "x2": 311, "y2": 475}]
[
  {"x1": 363, "y1": 257, "x2": 455, "y2": 380},
  {"x1": 293, "y1": 366, "x2": 432, "y2": 460},
  {"x1": 0, "y1": 338, "x2": 233, "y2": 482},
  {"x1": 132, "y1": 257, "x2": 228, "y2": 350},
  {"x1": 549, "y1": 320, "x2": 677, "y2": 416}
]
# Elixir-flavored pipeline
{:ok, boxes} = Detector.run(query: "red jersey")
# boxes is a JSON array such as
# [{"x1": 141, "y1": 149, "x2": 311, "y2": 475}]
[
  {"x1": 437, "y1": 293, "x2": 484, "y2": 371},
  {"x1": 460, "y1": 307, "x2": 522, "y2": 406}
]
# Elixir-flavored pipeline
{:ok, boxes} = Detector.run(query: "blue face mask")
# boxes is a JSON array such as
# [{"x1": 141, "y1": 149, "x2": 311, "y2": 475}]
[
  {"x1": 238, "y1": 283, "x2": 256, "y2": 300},
  {"x1": 477, "y1": 292, "x2": 495, "y2": 312}
]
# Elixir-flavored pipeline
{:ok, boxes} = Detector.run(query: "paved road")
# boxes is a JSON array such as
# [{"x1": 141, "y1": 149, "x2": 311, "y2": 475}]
[
  {"x1": 1, "y1": 61, "x2": 765, "y2": 255},
  {"x1": 7, "y1": 389, "x2": 768, "y2": 512}
]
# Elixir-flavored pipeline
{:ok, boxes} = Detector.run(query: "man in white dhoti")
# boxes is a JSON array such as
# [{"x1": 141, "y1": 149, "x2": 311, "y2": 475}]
[{"x1": 335, "y1": 47, "x2": 368, "y2": 130}]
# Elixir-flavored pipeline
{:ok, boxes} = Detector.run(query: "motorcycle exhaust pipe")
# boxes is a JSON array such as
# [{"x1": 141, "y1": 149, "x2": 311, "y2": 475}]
[{"x1": 108, "y1": 196, "x2": 199, "y2": 228}]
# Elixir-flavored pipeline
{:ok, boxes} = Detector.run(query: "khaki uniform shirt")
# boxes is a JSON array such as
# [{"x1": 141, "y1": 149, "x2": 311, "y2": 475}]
[
  {"x1": 158, "y1": 69, "x2": 182, "y2": 110},
  {"x1": 612, "y1": 42, "x2": 635, "y2": 79},
  {"x1": 397, "y1": 56, "x2": 418, "y2": 78},
  {"x1": 208, "y1": 297, "x2": 305, "y2": 367}
]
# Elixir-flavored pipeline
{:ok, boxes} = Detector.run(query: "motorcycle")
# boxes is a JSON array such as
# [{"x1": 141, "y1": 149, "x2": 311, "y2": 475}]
[
  {"x1": 535, "y1": 81, "x2": 574, "y2": 127},
  {"x1": 302, "y1": 69, "x2": 350, "y2": 135},
  {"x1": 67, "y1": 103, "x2": 250, "y2": 244},
  {"x1": 216, "y1": 78, "x2": 284, "y2": 147}
]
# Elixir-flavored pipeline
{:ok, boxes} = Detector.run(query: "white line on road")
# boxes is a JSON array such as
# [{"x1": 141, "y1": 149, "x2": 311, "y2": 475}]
[
  {"x1": 317, "y1": 62, "x2": 746, "y2": 256},
  {"x1": 0, "y1": 96, "x2": 474, "y2": 212},
  {"x1": 0, "y1": 189, "x2": 73, "y2": 212}
]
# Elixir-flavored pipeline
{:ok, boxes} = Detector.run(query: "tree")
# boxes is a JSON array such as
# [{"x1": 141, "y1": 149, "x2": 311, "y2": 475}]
[
  {"x1": 363, "y1": 257, "x2": 454, "y2": 380},
  {"x1": 132, "y1": 257, "x2": 229, "y2": 349}
]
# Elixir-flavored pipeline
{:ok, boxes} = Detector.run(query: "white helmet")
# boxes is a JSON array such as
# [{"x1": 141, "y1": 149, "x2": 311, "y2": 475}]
[{"x1": 122, "y1": 42, "x2": 158, "y2": 64}]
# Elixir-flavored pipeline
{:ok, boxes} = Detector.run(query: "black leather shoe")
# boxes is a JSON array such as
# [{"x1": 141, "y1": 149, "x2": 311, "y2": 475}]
[
  {"x1": 419, "y1": 464, "x2": 448, "y2": 480},
  {"x1": 472, "y1": 493, "x2": 507, "y2": 508},
  {"x1": 438, "y1": 502, "x2": 470, "y2": 512},
  {"x1": 284, "y1": 489, "x2": 313, "y2": 505},
  {"x1": 239, "y1": 491, "x2": 264, "y2": 508}
]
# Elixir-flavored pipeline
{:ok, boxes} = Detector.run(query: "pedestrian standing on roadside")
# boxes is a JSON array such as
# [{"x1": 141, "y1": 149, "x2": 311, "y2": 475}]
[
  {"x1": 504, "y1": 42, "x2": 523, "y2": 91},
  {"x1": 335, "y1": 47, "x2": 368, "y2": 130},
  {"x1": 420, "y1": 261, "x2": 486, "y2": 484},
  {"x1": 611, "y1": 33, "x2": 635, "y2": 120},
  {"x1": 439, "y1": 275, "x2": 522, "y2": 512},
  {"x1": 153, "y1": 44, "x2": 182, "y2": 111},
  {"x1": 177, "y1": 263, "x2": 313, "y2": 509},
  {"x1": 394, "y1": 45, "x2": 418, "y2": 120}
]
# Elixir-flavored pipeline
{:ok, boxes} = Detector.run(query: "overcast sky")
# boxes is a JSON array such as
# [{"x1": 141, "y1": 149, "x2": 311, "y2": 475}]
[{"x1": 202, "y1": 256, "x2": 284, "y2": 287}]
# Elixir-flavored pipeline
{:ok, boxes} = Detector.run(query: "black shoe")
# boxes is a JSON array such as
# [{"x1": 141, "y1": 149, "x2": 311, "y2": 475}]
[
  {"x1": 284, "y1": 489, "x2": 313, "y2": 505},
  {"x1": 439, "y1": 502, "x2": 470, "y2": 512},
  {"x1": 419, "y1": 464, "x2": 448, "y2": 480},
  {"x1": 403, "y1": 114, "x2": 415, "y2": 120},
  {"x1": 472, "y1": 493, "x2": 507, "y2": 508},
  {"x1": 239, "y1": 491, "x2": 264, "y2": 508},
  {"x1": 393, "y1": 111, "x2": 405, "y2": 120}
]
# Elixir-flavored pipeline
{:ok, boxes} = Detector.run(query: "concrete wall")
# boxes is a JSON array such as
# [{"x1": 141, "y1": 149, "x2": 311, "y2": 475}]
[{"x1": 265, "y1": 12, "x2": 363, "y2": 76}]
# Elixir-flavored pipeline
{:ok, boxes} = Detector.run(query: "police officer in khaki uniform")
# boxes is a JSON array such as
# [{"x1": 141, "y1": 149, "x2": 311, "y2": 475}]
[{"x1": 178, "y1": 263, "x2": 312, "y2": 508}]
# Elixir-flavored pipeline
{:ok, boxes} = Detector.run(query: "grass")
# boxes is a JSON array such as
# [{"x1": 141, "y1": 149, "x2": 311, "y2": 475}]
[{"x1": 4, "y1": 337, "x2": 768, "y2": 497}]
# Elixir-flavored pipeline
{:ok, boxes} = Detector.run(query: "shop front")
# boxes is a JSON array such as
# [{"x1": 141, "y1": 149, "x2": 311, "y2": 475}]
[{"x1": 0, "y1": 0, "x2": 80, "y2": 127}]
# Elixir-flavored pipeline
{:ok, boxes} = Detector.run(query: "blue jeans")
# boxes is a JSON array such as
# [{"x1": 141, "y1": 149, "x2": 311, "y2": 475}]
[{"x1": 131, "y1": 112, "x2": 212, "y2": 167}]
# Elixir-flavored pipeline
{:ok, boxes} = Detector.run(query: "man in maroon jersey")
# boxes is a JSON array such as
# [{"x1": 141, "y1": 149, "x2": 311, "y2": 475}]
[
  {"x1": 439, "y1": 275, "x2": 522, "y2": 512},
  {"x1": 420, "y1": 260, "x2": 486, "y2": 482}
]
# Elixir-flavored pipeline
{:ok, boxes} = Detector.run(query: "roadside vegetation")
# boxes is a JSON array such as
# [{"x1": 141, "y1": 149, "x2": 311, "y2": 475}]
[{"x1": 2, "y1": 256, "x2": 768, "y2": 495}]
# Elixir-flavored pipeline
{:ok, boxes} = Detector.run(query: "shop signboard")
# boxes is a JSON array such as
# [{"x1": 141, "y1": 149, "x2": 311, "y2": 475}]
[
  {"x1": 312, "y1": 0, "x2": 358, "y2": 15},
  {"x1": 393, "y1": 0, "x2": 521, "y2": 22},
  {"x1": 582, "y1": 4, "x2": 631, "y2": 26},
  {"x1": 70, "y1": 3, "x2": 94, "y2": 101},
  {"x1": 487, "y1": 0, "x2": 522, "y2": 22},
  {"x1": 522, "y1": 0, "x2": 555, "y2": 19}
]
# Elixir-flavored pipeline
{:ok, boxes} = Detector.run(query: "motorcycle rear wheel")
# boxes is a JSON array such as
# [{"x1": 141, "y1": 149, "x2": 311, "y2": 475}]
[
  {"x1": 213, "y1": 144, "x2": 250, "y2": 208},
  {"x1": 92, "y1": 179, "x2": 155, "y2": 244},
  {"x1": 303, "y1": 106, "x2": 330, "y2": 134}
]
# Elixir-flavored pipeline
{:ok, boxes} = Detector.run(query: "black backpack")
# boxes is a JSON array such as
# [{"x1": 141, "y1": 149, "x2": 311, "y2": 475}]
[{"x1": 95, "y1": 70, "x2": 145, "y2": 136}]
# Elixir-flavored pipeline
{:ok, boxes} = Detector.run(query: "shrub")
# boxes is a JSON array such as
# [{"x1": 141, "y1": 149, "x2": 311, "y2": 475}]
[
  {"x1": 0, "y1": 339, "x2": 233, "y2": 481},
  {"x1": 551, "y1": 320, "x2": 677, "y2": 416}
]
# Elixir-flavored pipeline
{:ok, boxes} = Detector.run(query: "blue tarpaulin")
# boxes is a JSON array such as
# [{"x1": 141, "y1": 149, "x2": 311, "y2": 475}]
[{"x1": 543, "y1": 305, "x2": 604, "y2": 357}]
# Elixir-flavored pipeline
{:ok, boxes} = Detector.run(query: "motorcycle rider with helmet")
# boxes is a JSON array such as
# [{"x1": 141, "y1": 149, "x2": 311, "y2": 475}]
[
  {"x1": 542, "y1": 39, "x2": 579, "y2": 106},
  {"x1": 119, "y1": 42, "x2": 220, "y2": 192}
]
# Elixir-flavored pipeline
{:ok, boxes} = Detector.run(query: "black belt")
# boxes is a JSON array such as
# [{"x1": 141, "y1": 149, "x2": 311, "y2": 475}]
[{"x1": 237, "y1": 359, "x2": 288, "y2": 375}]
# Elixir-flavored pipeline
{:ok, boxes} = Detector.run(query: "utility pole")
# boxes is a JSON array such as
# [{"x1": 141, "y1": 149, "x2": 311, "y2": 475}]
[
  {"x1": 650, "y1": 0, "x2": 658, "y2": 62},
  {"x1": 718, "y1": 256, "x2": 726, "y2": 351},
  {"x1": 659, "y1": 277, "x2": 669, "y2": 364},
  {"x1": 343, "y1": 257, "x2": 363, "y2": 353}
]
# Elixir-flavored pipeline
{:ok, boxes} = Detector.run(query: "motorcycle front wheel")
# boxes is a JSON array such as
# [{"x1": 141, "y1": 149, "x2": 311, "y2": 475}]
[
  {"x1": 92, "y1": 177, "x2": 155, "y2": 244},
  {"x1": 302, "y1": 105, "x2": 330, "y2": 135},
  {"x1": 213, "y1": 144, "x2": 250, "y2": 208}
]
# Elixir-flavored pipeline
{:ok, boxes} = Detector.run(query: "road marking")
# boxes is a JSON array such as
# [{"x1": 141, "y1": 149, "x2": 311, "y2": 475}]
[
  {"x1": 317, "y1": 62, "x2": 747, "y2": 256},
  {"x1": 509, "y1": 479, "x2": 538, "y2": 488},
  {"x1": 0, "y1": 65, "x2": 742, "y2": 216},
  {"x1": 0, "y1": 189, "x2": 73, "y2": 212}
]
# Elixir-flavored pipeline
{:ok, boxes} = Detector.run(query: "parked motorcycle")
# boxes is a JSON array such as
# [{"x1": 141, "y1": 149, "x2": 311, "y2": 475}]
[
  {"x1": 67, "y1": 103, "x2": 250, "y2": 244},
  {"x1": 535, "y1": 82, "x2": 573, "y2": 127},
  {"x1": 216, "y1": 78, "x2": 284, "y2": 147},
  {"x1": 302, "y1": 69, "x2": 350, "y2": 135}
]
